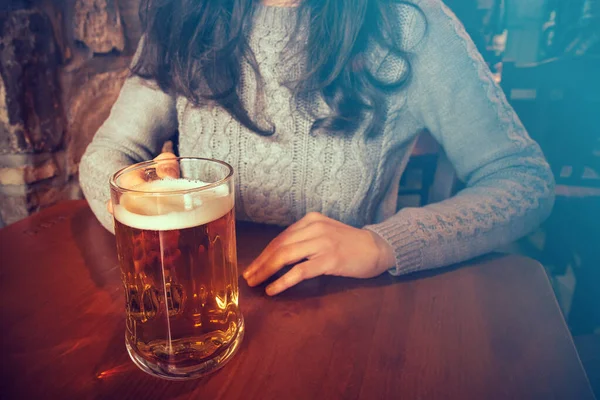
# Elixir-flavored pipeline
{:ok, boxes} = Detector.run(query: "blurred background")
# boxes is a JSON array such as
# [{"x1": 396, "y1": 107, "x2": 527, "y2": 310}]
[{"x1": 0, "y1": 0, "x2": 598, "y2": 393}]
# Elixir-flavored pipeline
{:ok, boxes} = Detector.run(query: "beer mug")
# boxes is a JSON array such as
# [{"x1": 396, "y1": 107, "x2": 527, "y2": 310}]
[{"x1": 110, "y1": 157, "x2": 244, "y2": 380}]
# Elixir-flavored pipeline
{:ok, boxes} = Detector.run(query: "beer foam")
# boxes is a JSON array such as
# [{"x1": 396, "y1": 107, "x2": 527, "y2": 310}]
[
  {"x1": 130, "y1": 178, "x2": 209, "y2": 192},
  {"x1": 114, "y1": 179, "x2": 233, "y2": 231}
]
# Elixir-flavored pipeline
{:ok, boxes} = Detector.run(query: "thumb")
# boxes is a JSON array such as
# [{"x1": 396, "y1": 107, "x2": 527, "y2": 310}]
[{"x1": 154, "y1": 152, "x2": 180, "y2": 179}]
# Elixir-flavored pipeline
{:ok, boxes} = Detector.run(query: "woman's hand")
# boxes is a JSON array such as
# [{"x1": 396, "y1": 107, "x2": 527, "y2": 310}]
[
  {"x1": 243, "y1": 212, "x2": 396, "y2": 296},
  {"x1": 107, "y1": 152, "x2": 179, "y2": 214}
]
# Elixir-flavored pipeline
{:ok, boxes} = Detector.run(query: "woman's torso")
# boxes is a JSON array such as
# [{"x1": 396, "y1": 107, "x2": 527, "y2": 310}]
[{"x1": 176, "y1": 5, "x2": 423, "y2": 227}]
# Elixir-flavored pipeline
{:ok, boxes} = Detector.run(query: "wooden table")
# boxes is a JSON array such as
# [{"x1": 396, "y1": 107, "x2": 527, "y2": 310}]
[{"x1": 0, "y1": 201, "x2": 594, "y2": 400}]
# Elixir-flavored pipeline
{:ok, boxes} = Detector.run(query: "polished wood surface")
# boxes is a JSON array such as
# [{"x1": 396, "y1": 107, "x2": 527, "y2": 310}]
[{"x1": 0, "y1": 201, "x2": 593, "y2": 400}]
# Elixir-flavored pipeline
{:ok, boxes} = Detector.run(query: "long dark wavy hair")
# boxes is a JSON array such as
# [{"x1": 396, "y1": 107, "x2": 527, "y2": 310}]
[{"x1": 132, "y1": 0, "x2": 417, "y2": 137}]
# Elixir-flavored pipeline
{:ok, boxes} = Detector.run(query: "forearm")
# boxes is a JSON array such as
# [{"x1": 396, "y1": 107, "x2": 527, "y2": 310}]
[
  {"x1": 79, "y1": 74, "x2": 177, "y2": 232},
  {"x1": 366, "y1": 146, "x2": 555, "y2": 275},
  {"x1": 79, "y1": 146, "x2": 133, "y2": 233}
]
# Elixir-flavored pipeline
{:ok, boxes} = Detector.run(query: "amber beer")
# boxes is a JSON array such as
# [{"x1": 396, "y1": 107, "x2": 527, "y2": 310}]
[{"x1": 110, "y1": 158, "x2": 243, "y2": 380}]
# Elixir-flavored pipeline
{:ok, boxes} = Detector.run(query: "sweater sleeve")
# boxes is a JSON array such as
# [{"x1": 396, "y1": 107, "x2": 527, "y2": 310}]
[
  {"x1": 79, "y1": 58, "x2": 177, "y2": 233},
  {"x1": 365, "y1": 0, "x2": 555, "y2": 275}
]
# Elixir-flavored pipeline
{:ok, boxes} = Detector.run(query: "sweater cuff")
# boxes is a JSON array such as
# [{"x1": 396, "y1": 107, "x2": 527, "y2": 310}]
[{"x1": 364, "y1": 218, "x2": 424, "y2": 276}]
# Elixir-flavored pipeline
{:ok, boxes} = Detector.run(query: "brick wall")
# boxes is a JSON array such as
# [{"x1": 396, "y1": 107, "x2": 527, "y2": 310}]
[{"x1": 0, "y1": 0, "x2": 141, "y2": 226}]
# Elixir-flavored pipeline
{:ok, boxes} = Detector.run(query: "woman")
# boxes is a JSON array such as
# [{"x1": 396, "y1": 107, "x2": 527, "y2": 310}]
[{"x1": 80, "y1": 0, "x2": 554, "y2": 296}]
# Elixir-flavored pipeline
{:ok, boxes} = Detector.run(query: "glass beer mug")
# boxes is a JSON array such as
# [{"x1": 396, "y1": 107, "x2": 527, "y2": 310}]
[{"x1": 110, "y1": 157, "x2": 244, "y2": 380}]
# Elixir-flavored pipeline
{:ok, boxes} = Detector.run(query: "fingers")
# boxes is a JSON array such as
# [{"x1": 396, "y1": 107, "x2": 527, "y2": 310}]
[
  {"x1": 246, "y1": 238, "x2": 322, "y2": 287},
  {"x1": 113, "y1": 152, "x2": 178, "y2": 215},
  {"x1": 119, "y1": 152, "x2": 179, "y2": 190},
  {"x1": 242, "y1": 212, "x2": 337, "y2": 280},
  {"x1": 265, "y1": 259, "x2": 325, "y2": 296},
  {"x1": 154, "y1": 152, "x2": 179, "y2": 179},
  {"x1": 242, "y1": 211, "x2": 384, "y2": 296},
  {"x1": 283, "y1": 211, "x2": 328, "y2": 234},
  {"x1": 243, "y1": 223, "x2": 318, "y2": 279},
  {"x1": 154, "y1": 152, "x2": 177, "y2": 161},
  {"x1": 119, "y1": 169, "x2": 146, "y2": 189},
  {"x1": 243, "y1": 213, "x2": 340, "y2": 293}
]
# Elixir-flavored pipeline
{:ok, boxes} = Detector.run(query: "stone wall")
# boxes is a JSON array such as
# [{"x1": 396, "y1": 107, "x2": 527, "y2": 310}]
[{"x1": 0, "y1": 0, "x2": 141, "y2": 226}]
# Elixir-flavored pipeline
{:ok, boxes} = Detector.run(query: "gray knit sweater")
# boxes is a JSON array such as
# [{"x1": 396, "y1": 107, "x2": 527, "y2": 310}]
[{"x1": 79, "y1": 0, "x2": 555, "y2": 276}]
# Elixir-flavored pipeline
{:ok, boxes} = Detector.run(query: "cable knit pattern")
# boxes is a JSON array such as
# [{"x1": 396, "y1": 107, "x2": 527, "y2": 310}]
[
  {"x1": 439, "y1": 3, "x2": 531, "y2": 149},
  {"x1": 79, "y1": 0, "x2": 554, "y2": 276}
]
